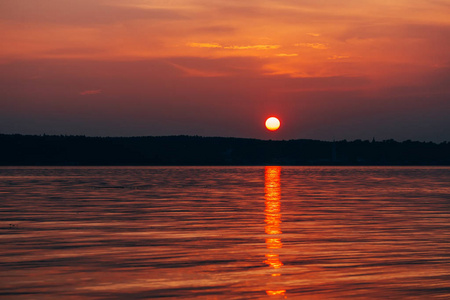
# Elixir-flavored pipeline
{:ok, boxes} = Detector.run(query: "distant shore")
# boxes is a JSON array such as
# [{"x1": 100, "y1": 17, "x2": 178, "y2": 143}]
[{"x1": 1, "y1": 134, "x2": 449, "y2": 166}]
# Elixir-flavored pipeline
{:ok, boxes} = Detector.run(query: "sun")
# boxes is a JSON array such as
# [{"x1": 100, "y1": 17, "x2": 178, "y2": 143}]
[{"x1": 265, "y1": 117, "x2": 280, "y2": 131}]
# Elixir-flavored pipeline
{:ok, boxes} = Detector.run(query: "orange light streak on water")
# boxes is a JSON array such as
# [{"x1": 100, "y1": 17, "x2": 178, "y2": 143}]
[
  {"x1": 264, "y1": 166, "x2": 285, "y2": 296},
  {"x1": 267, "y1": 290, "x2": 286, "y2": 296}
]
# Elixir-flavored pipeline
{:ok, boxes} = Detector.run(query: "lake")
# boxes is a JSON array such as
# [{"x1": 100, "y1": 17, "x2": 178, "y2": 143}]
[{"x1": 1, "y1": 166, "x2": 449, "y2": 299}]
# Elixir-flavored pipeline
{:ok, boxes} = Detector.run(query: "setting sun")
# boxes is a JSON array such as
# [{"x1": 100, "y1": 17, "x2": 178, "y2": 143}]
[{"x1": 265, "y1": 117, "x2": 280, "y2": 131}]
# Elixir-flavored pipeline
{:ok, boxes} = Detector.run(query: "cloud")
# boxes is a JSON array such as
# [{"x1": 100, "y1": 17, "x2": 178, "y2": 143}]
[
  {"x1": 187, "y1": 42, "x2": 280, "y2": 50},
  {"x1": 223, "y1": 45, "x2": 280, "y2": 50},
  {"x1": 295, "y1": 43, "x2": 328, "y2": 50},
  {"x1": 195, "y1": 25, "x2": 236, "y2": 34},
  {"x1": 328, "y1": 55, "x2": 350, "y2": 60},
  {"x1": 187, "y1": 43, "x2": 222, "y2": 48},
  {"x1": 0, "y1": 0, "x2": 187, "y2": 25},
  {"x1": 169, "y1": 62, "x2": 226, "y2": 77},
  {"x1": 307, "y1": 33, "x2": 321, "y2": 37},
  {"x1": 276, "y1": 53, "x2": 298, "y2": 57},
  {"x1": 80, "y1": 89, "x2": 102, "y2": 96},
  {"x1": 338, "y1": 22, "x2": 450, "y2": 41}
]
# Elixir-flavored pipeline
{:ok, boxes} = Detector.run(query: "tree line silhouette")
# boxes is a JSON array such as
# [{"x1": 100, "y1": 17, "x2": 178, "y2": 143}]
[{"x1": 1, "y1": 134, "x2": 449, "y2": 165}]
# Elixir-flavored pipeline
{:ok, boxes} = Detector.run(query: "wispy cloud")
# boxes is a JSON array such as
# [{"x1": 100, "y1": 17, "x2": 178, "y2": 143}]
[
  {"x1": 187, "y1": 42, "x2": 222, "y2": 48},
  {"x1": 328, "y1": 55, "x2": 350, "y2": 60},
  {"x1": 169, "y1": 62, "x2": 226, "y2": 77},
  {"x1": 80, "y1": 89, "x2": 102, "y2": 95},
  {"x1": 187, "y1": 42, "x2": 280, "y2": 50},
  {"x1": 307, "y1": 33, "x2": 320, "y2": 37},
  {"x1": 0, "y1": 1, "x2": 187, "y2": 25},
  {"x1": 195, "y1": 25, "x2": 236, "y2": 34},
  {"x1": 295, "y1": 43, "x2": 328, "y2": 50},
  {"x1": 223, "y1": 44, "x2": 280, "y2": 50},
  {"x1": 276, "y1": 53, "x2": 298, "y2": 57}
]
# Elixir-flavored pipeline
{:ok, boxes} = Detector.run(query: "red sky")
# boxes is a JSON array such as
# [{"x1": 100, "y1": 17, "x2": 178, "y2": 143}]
[{"x1": 1, "y1": 0, "x2": 449, "y2": 141}]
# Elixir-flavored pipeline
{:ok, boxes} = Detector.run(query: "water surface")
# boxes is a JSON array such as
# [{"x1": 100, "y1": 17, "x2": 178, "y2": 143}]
[{"x1": 1, "y1": 166, "x2": 449, "y2": 299}]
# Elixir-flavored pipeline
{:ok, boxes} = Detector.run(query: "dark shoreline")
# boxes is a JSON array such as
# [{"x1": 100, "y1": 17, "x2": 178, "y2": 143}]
[{"x1": 1, "y1": 134, "x2": 449, "y2": 166}]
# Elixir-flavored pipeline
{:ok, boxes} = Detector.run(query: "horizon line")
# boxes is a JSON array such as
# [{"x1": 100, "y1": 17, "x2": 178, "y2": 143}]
[{"x1": 1, "y1": 133, "x2": 448, "y2": 144}]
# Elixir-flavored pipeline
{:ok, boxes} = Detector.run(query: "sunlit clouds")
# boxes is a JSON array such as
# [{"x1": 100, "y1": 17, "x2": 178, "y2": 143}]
[
  {"x1": 0, "y1": 0, "x2": 449, "y2": 140},
  {"x1": 276, "y1": 53, "x2": 298, "y2": 57},
  {"x1": 295, "y1": 43, "x2": 328, "y2": 50},
  {"x1": 328, "y1": 55, "x2": 350, "y2": 60},
  {"x1": 187, "y1": 43, "x2": 222, "y2": 49},
  {"x1": 187, "y1": 42, "x2": 281, "y2": 50}
]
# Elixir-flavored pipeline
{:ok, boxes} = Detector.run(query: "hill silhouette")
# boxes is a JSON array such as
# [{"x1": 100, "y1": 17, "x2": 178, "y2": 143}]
[{"x1": 0, "y1": 134, "x2": 449, "y2": 166}]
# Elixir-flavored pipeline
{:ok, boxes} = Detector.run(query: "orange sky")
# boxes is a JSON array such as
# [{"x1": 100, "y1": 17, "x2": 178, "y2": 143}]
[{"x1": 1, "y1": 0, "x2": 449, "y2": 140}]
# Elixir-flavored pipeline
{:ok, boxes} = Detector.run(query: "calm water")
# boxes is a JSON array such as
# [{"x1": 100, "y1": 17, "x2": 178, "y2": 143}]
[{"x1": 1, "y1": 166, "x2": 449, "y2": 299}]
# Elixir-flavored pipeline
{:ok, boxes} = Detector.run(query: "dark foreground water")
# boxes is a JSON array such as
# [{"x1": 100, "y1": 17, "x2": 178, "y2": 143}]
[{"x1": 0, "y1": 166, "x2": 449, "y2": 299}]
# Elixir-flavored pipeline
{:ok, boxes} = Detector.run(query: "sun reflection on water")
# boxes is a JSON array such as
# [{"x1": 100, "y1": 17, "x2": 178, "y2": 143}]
[{"x1": 264, "y1": 166, "x2": 286, "y2": 297}]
